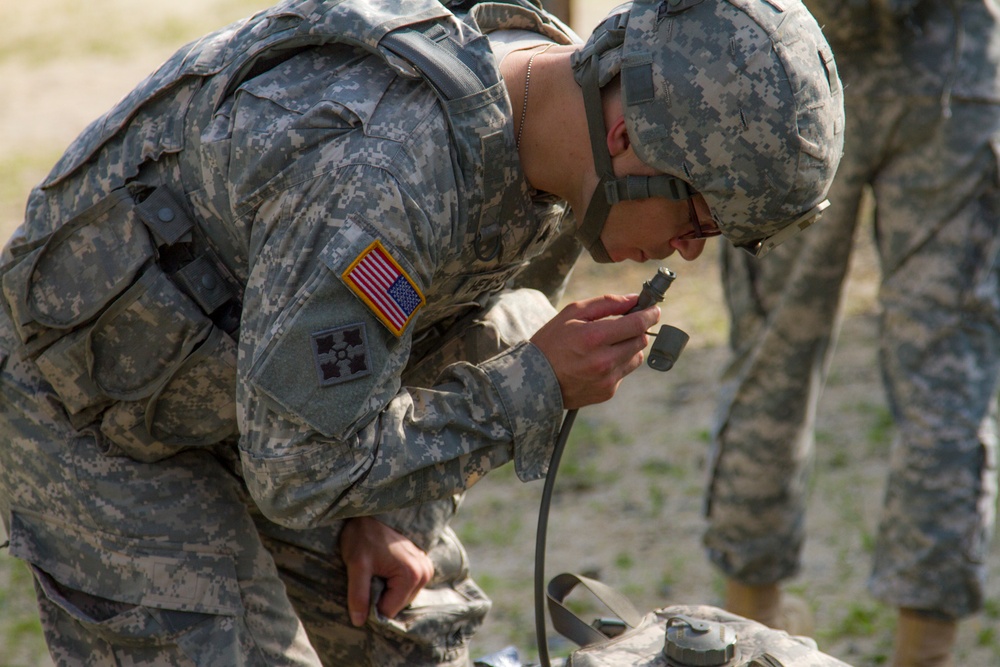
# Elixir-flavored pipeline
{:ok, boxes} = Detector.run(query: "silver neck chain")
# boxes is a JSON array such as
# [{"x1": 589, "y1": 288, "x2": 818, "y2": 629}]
[{"x1": 517, "y1": 44, "x2": 555, "y2": 149}]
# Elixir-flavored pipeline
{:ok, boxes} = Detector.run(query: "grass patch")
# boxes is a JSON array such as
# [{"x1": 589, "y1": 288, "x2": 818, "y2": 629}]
[
  {"x1": 822, "y1": 601, "x2": 892, "y2": 640},
  {"x1": 613, "y1": 552, "x2": 634, "y2": 571},
  {"x1": 983, "y1": 598, "x2": 1000, "y2": 619},
  {"x1": 0, "y1": 552, "x2": 51, "y2": 666},
  {"x1": 646, "y1": 483, "x2": 667, "y2": 516},
  {"x1": 816, "y1": 433, "x2": 851, "y2": 469},
  {"x1": 557, "y1": 458, "x2": 619, "y2": 493},
  {"x1": 864, "y1": 405, "x2": 895, "y2": 451},
  {"x1": 565, "y1": 417, "x2": 633, "y2": 455},
  {"x1": 975, "y1": 625, "x2": 997, "y2": 648},
  {"x1": 639, "y1": 458, "x2": 685, "y2": 479},
  {"x1": 456, "y1": 499, "x2": 524, "y2": 548}
]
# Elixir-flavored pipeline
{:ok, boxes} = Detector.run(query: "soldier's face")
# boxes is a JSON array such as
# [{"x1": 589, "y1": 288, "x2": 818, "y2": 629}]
[{"x1": 600, "y1": 193, "x2": 714, "y2": 263}]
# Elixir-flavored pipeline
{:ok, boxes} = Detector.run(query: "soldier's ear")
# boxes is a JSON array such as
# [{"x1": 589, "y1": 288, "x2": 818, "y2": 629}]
[{"x1": 605, "y1": 115, "x2": 630, "y2": 157}]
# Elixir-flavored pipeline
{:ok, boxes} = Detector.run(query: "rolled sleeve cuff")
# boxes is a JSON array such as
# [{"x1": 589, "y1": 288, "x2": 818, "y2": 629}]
[
  {"x1": 481, "y1": 340, "x2": 564, "y2": 482},
  {"x1": 372, "y1": 497, "x2": 460, "y2": 552}
]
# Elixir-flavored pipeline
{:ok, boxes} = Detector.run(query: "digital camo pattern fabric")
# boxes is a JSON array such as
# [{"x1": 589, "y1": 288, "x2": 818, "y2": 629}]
[
  {"x1": 0, "y1": 0, "x2": 580, "y2": 663},
  {"x1": 804, "y1": 0, "x2": 1000, "y2": 103},
  {"x1": 581, "y1": 0, "x2": 844, "y2": 249},
  {"x1": 0, "y1": 313, "x2": 321, "y2": 666},
  {"x1": 703, "y1": 0, "x2": 1000, "y2": 619}
]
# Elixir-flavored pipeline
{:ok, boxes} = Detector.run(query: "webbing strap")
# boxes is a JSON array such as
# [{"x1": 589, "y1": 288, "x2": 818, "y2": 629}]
[
  {"x1": 575, "y1": 52, "x2": 616, "y2": 264},
  {"x1": 604, "y1": 174, "x2": 693, "y2": 205},
  {"x1": 136, "y1": 187, "x2": 242, "y2": 335},
  {"x1": 380, "y1": 28, "x2": 485, "y2": 101},
  {"x1": 547, "y1": 572, "x2": 645, "y2": 648}
]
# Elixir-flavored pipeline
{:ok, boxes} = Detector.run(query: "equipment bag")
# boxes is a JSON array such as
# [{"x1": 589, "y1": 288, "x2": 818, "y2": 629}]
[{"x1": 546, "y1": 573, "x2": 852, "y2": 667}]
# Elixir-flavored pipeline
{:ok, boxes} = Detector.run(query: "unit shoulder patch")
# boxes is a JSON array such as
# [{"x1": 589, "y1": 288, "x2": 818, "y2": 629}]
[
  {"x1": 312, "y1": 323, "x2": 371, "y2": 387},
  {"x1": 341, "y1": 240, "x2": 425, "y2": 337}
]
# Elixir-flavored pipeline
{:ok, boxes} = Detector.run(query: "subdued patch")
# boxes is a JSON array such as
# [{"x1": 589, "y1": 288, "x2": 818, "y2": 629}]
[{"x1": 311, "y1": 323, "x2": 371, "y2": 386}]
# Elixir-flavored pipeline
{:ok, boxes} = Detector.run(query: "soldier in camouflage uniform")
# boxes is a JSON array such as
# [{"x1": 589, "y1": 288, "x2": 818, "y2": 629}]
[
  {"x1": 0, "y1": 0, "x2": 842, "y2": 665},
  {"x1": 702, "y1": 1, "x2": 1000, "y2": 665}
]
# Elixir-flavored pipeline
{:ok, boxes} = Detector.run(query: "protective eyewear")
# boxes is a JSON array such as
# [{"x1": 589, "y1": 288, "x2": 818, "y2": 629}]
[{"x1": 676, "y1": 197, "x2": 722, "y2": 241}]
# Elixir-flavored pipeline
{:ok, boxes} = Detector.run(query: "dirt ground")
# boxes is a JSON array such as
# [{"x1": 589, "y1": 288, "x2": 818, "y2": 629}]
[{"x1": 1, "y1": 2, "x2": 998, "y2": 666}]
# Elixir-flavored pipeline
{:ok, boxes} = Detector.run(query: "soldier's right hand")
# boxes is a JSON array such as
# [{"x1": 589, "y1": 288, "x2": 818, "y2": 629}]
[
  {"x1": 340, "y1": 516, "x2": 435, "y2": 627},
  {"x1": 530, "y1": 294, "x2": 659, "y2": 410}
]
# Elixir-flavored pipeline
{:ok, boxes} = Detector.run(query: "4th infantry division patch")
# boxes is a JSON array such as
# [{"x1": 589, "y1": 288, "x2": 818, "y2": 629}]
[
  {"x1": 342, "y1": 239, "x2": 425, "y2": 337},
  {"x1": 311, "y1": 323, "x2": 371, "y2": 386}
]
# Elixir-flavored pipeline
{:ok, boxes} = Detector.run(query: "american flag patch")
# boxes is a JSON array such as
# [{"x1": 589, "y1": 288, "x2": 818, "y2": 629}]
[{"x1": 342, "y1": 240, "x2": 425, "y2": 337}]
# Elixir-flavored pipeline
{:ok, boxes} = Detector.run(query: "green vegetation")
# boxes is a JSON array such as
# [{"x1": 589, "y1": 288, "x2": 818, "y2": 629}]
[
  {"x1": 0, "y1": 554, "x2": 50, "y2": 666},
  {"x1": 457, "y1": 498, "x2": 525, "y2": 548},
  {"x1": 613, "y1": 551, "x2": 634, "y2": 571}
]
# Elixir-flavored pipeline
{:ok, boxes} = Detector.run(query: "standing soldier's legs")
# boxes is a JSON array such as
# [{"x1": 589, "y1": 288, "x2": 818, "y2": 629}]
[
  {"x1": 0, "y1": 312, "x2": 320, "y2": 666},
  {"x1": 867, "y1": 102, "x2": 1000, "y2": 664},
  {"x1": 705, "y1": 208, "x2": 856, "y2": 626},
  {"x1": 703, "y1": 92, "x2": 886, "y2": 627}
]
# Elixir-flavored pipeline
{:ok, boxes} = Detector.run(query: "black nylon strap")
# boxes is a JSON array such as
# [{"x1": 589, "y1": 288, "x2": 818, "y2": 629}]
[
  {"x1": 381, "y1": 27, "x2": 484, "y2": 101},
  {"x1": 135, "y1": 187, "x2": 195, "y2": 247},
  {"x1": 171, "y1": 255, "x2": 237, "y2": 317}
]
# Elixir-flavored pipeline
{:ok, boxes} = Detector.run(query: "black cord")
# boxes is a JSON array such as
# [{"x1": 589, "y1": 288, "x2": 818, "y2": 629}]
[
  {"x1": 532, "y1": 267, "x2": 677, "y2": 666},
  {"x1": 534, "y1": 408, "x2": 577, "y2": 667}
]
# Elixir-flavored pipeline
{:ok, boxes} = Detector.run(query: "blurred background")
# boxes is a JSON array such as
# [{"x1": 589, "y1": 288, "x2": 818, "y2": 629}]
[{"x1": 0, "y1": 2, "x2": 997, "y2": 666}]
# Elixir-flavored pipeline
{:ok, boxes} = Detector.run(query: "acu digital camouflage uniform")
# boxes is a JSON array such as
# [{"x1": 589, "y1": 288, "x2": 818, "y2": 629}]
[
  {"x1": 704, "y1": 0, "x2": 1000, "y2": 620},
  {"x1": 0, "y1": 0, "x2": 582, "y2": 664}
]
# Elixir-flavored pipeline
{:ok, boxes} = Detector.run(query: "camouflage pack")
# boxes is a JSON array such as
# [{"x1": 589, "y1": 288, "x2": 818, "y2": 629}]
[{"x1": 546, "y1": 573, "x2": 852, "y2": 667}]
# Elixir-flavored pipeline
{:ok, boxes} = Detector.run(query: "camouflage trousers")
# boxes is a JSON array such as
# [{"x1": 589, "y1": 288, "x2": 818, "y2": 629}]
[
  {"x1": 0, "y1": 306, "x2": 490, "y2": 666},
  {"x1": 703, "y1": 91, "x2": 1000, "y2": 619}
]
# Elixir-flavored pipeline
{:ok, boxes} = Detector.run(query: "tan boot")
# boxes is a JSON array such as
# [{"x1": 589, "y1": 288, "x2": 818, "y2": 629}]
[
  {"x1": 724, "y1": 579, "x2": 815, "y2": 637},
  {"x1": 891, "y1": 608, "x2": 957, "y2": 667}
]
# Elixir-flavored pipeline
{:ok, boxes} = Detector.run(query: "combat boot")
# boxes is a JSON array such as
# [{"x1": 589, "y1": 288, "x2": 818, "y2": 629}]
[
  {"x1": 724, "y1": 579, "x2": 815, "y2": 637},
  {"x1": 891, "y1": 608, "x2": 957, "y2": 667}
]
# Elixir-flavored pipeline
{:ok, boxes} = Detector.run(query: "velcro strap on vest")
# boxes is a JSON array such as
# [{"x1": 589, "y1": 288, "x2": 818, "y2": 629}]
[
  {"x1": 135, "y1": 187, "x2": 194, "y2": 246},
  {"x1": 170, "y1": 255, "x2": 236, "y2": 316},
  {"x1": 136, "y1": 186, "x2": 241, "y2": 333}
]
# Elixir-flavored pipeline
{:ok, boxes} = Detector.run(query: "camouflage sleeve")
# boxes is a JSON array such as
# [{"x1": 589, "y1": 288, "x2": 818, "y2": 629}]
[
  {"x1": 236, "y1": 167, "x2": 564, "y2": 531},
  {"x1": 371, "y1": 499, "x2": 461, "y2": 553},
  {"x1": 374, "y1": 286, "x2": 561, "y2": 549}
]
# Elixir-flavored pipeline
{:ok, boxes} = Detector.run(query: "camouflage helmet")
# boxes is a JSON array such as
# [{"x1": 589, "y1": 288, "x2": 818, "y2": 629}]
[{"x1": 571, "y1": 0, "x2": 844, "y2": 261}]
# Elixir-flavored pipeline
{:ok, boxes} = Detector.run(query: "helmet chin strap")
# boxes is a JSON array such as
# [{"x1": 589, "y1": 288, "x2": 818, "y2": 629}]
[{"x1": 574, "y1": 51, "x2": 694, "y2": 264}]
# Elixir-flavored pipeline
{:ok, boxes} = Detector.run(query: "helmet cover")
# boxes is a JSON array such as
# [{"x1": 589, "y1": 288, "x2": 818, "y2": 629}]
[{"x1": 574, "y1": 0, "x2": 844, "y2": 254}]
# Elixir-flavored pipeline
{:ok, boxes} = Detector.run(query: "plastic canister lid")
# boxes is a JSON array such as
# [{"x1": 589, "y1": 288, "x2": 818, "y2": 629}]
[{"x1": 663, "y1": 615, "x2": 737, "y2": 666}]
